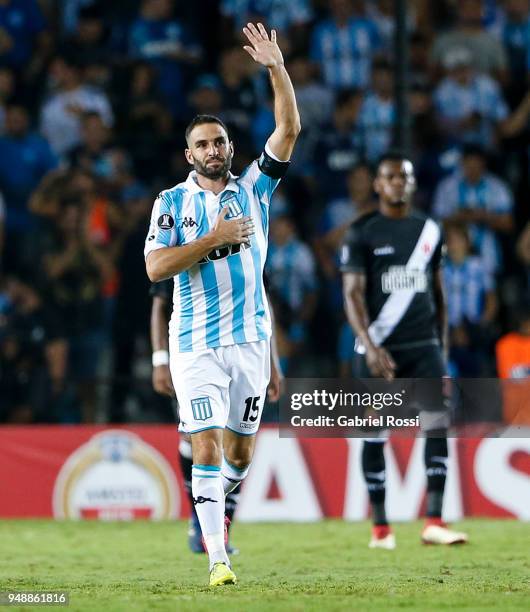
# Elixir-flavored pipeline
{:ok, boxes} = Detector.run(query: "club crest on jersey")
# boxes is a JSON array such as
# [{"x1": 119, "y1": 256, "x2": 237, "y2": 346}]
[
  {"x1": 221, "y1": 195, "x2": 243, "y2": 219},
  {"x1": 157, "y1": 214, "x2": 174, "y2": 230}
]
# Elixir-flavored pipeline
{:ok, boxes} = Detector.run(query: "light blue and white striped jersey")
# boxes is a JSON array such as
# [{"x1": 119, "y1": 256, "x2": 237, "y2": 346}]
[
  {"x1": 433, "y1": 171, "x2": 513, "y2": 273},
  {"x1": 310, "y1": 16, "x2": 379, "y2": 90},
  {"x1": 144, "y1": 158, "x2": 280, "y2": 352},
  {"x1": 358, "y1": 93, "x2": 395, "y2": 162},
  {"x1": 443, "y1": 256, "x2": 495, "y2": 326},
  {"x1": 433, "y1": 74, "x2": 508, "y2": 149}
]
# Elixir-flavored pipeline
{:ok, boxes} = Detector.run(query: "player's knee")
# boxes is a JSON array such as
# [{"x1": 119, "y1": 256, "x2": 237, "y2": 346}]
[
  {"x1": 224, "y1": 454, "x2": 251, "y2": 471},
  {"x1": 191, "y1": 432, "x2": 223, "y2": 466}
]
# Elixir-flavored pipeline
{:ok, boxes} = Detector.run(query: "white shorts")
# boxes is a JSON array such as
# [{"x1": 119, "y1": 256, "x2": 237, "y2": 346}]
[{"x1": 169, "y1": 340, "x2": 271, "y2": 435}]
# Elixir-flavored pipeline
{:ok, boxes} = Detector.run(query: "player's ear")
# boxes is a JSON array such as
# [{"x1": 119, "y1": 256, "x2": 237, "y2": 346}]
[
  {"x1": 373, "y1": 175, "x2": 381, "y2": 195},
  {"x1": 184, "y1": 148, "x2": 194, "y2": 166},
  {"x1": 229, "y1": 141, "x2": 234, "y2": 156}
]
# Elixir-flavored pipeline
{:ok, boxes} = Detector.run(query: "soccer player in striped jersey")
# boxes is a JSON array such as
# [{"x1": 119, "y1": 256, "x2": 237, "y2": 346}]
[
  {"x1": 145, "y1": 23, "x2": 300, "y2": 586},
  {"x1": 150, "y1": 278, "x2": 283, "y2": 555},
  {"x1": 341, "y1": 153, "x2": 468, "y2": 549}
]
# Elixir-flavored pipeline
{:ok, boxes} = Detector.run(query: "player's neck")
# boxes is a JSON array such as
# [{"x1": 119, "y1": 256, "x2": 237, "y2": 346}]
[
  {"x1": 380, "y1": 201, "x2": 410, "y2": 219},
  {"x1": 195, "y1": 173, "x2": 230, "y2": 195}
]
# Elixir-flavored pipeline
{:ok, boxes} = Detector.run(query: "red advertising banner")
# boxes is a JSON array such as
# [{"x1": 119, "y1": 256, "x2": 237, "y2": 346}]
[{"x1": 0, "y1": 426, "x2": 528, "y2": 520}]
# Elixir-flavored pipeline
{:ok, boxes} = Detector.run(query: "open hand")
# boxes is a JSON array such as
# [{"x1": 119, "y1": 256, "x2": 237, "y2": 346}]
[
  {"x1": 153, "y1": 365, "x2": 175, "y2": 397},
  {"x1": 212, "y1": 205, "x2": 255, "y2": 246},
  {"x1": 242, "y1": 22, "x2": 284, "y2": 68},
  {"x1": 366, "y1": 346, "x2": 396, "y2": 381}
]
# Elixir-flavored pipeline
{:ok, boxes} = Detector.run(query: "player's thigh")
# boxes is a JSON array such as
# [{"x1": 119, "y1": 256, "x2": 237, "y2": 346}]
[
  {"x1": 394, "y1": 345, "x2": 449, "y2": 427},
  {"x1": 394, "y1": 345, "x2": 446, "y2": 378},
  {"x1": 226, "y1": 340, "x2": 271, "y2": 436},
  {"x1": 170, "y1": 348, "x2": 230, "y2": 435}
]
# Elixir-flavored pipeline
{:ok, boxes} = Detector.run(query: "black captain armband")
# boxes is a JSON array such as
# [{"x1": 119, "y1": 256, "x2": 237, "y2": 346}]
[{"x1": 258, "y1": 149, "x2": 290, "y2": 179}]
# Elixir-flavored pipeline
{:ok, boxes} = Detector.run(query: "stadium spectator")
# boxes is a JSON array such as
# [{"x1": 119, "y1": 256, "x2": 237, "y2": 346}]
[
  {"x1": 68, "y1": 112, "x2": 125, "y2": 188},
  {"x1": 411, "y1": 83, "x2": 463, "y2": 210},
  {"x1": 284, "y1": 53, "x2": 334, "y2": 179},
  {"x1": 433, "y1": 146, "x2": 514, "y2": 274},
  {"x1": 110, "y1": 184, "x2": 153, "y2": 423},
  {"x1": 500, "y1": 89, "x2": 530, "y2": 147},
  {"x1": 62, "y1": 4, "x2": 110, "y2": 67},
  {"x1": 516, "y1": 222, "x2": 530, "y2": 304},
  {"x1": 311, "y1": 89, "x2": 364, "y2": 200},
  {"x1": 40, "y1": 54, "x2": 113, "y2": 156},
  {"x1": 0, "y1": 0, "x2": 48, "y2": 70},
  {"x1": 266, "y1": 214, "x2": 317, "y2": 373},
  {"x1": 0, "y1": 276, "x2": 63, "y2": 423},
  {"x1": 0, "y1": 103, "x2": 57, "y2": 222},
  {"x1": 496, "y1": 310, "x2": 530, "y2": 378},
  {"x1": 432, "y1": 47, "x2": 509, "y2": 151},
  {"x1": 220, "y1": 0, "x2": 313, "y2": 52},
  {"x1": 310, "y1": 0, "x2": 380, "y2": 91},
  {"x1": 496, "y1": 310, "x2": 530, "y2": 425},
  {"x1": 443, "y1": 221, "x2": 498, "y2": 376},
  {"x1": 218, "y1": 47, "x2": 258, "y2": 134},
  {"x1": 0, "y1": 102, "x2": 58, "y2": 272},
  {"x1": 38, "y1": 197, "x2": 112, "y2": 422},
  {"x1": 0, "y1": 66, "x2": 14, "y2": 133},
  {"x1": 493, "y1": 0, "x2": 530, "y2": 102},
  {"x1": 366, "y1": 0, "x2": 416, "y2": 55},
  {"x1": 129, "y1": 0, "x2": 202, "y2": 118},
  {"x1": 430, "y1": 0, "x2": 508, "y2": 82},
  {"x1": 314, "y1": 163, "x2": 376, "y2": 313},
  {"x1": 118, "y1": 61, "x2": 174, "y2": 184},
  {"x1": 358, "y1": 59, "x2": 395, "y2": 162}
]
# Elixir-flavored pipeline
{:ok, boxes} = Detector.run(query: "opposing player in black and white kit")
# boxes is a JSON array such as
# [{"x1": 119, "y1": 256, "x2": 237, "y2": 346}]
[{"x1": 341, "y1": 153, "x2": 468, "y2": 548}]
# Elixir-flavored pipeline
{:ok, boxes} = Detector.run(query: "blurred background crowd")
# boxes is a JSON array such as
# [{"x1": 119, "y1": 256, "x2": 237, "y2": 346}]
[{"x1": 0, "y1": 0, "x2": 529, "y2": 423}]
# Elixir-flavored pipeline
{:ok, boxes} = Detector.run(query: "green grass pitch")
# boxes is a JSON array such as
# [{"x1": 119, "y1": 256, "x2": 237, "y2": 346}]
[{"x1": 1, "y1": 520, "x2": 529, "y2": 611}]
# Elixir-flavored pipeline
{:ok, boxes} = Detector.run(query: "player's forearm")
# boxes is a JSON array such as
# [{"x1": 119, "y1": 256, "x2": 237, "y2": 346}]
[
  {"x1": 269, "y1": 65, "x2": 300, "y2": 133},
  {"x1": 151, "y1": 298, "x2": 169, "y2": 352},
  {"x1": 344, "y1": 289, "x2": 376, "y2": 352},
  {"x1": 146, "y1": 233, "x2": 219, "y2": 281}
]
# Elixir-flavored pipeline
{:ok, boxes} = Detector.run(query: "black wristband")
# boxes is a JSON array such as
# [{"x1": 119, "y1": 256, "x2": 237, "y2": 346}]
[{"x1": 258, "y1": 149, "x2": 290, "y2": 179}]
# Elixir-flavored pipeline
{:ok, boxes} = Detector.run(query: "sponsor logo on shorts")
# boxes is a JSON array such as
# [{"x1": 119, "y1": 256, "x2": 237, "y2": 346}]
[{"x1": 191, "y1": 397, "x2": 213, "y2": 421}]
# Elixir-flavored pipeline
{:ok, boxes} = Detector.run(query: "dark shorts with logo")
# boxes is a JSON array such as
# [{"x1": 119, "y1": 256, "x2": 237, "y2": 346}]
[{"x1": 353, "y1": 343, "x2": 449, "y2": 420}]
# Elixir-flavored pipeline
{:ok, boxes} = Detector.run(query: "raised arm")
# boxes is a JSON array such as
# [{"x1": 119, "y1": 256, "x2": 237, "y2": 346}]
[{"x1": 243, "y1": 23, "x2": 301, "y2": 161}]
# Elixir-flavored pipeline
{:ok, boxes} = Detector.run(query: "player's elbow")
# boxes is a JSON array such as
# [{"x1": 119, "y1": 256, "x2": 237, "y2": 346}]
[
  {"x1": 146, "y1": 253, "x2": 163, "y2": 283},
  {"x1": 287, "y1": 116, "x2": 301, "y2": 138}
]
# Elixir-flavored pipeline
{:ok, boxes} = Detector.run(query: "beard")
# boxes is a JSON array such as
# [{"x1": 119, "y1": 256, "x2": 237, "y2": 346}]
[{"x1": 193, "y1": 153, "x2": 233, "y2": 180}]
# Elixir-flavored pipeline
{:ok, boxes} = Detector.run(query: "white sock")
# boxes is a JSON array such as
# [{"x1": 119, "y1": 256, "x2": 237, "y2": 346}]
[
  {"x1": 221, "y1": 457, "x2": 250, "y2": 496},
  {"x1": 191, "y1": 464, "x2": 229, "y2": 569}
]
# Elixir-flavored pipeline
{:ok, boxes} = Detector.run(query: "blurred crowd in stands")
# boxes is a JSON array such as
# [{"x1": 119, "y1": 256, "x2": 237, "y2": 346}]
[{"x1": 0, "y1": 0, "x2": 529, "y2": 423}]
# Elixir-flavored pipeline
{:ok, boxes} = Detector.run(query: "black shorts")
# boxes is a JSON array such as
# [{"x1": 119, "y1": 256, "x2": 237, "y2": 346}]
[
  {"x1": 353, "y1": 343, "x2": 446, "y2": 378},
  {"x1": 353, "y1": 344, "x2": 449, "y2": 419}
]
